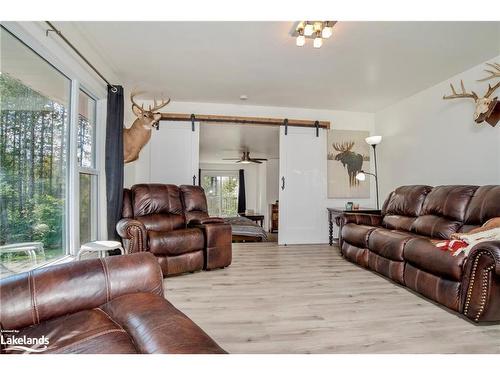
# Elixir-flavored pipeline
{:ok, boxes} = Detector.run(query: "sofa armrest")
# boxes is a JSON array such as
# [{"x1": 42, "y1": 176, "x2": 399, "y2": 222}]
[
  {"x1": 117, "y1": 218, "x2": 148, "y2": 253},
  {"x1": 189, "y1": 217, "x2": 225, "y2": 225},
  {"x1": 463, "y1": 241, "x2": 500, "y2": 322},
  {"x1": 0, "y1": 253, "x2": 164, "y2": 330},
  {"x1": 341, "y1": 213, "x2": 383, "y2": 227}
]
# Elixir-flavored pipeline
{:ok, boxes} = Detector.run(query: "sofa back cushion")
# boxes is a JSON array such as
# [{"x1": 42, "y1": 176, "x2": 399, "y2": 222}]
[
  {"x1": 130, "y1": 184, "x2": 185, "y2": 231},
  {"x1": 180, "y1": 185, "x2": 209, "y2": 224},
  {"x1": 381, "y1": 185, "x2": 432, "y2": 231},
  {"x1": 463, "y1": 185, "x2": 500, "y2": 226},
  {"x1": 411, "y1": 185, "x2": 478, "y2": 239}
]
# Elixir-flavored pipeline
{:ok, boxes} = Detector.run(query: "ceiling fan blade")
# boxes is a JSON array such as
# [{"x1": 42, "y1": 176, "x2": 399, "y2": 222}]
[
  {"x1": 252, "y1": 158, "x2": 268, "y2": 161},
  {"x1": 251, "y1": 160, "x2": 263, "y2": 164},
  {"x1": 222, "y1": 158, "x2": 241, "y2": 160}
]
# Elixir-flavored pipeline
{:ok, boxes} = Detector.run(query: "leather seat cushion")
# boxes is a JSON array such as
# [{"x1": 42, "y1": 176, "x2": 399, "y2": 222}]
[
  {"x1": 149, "y1": 228, "x2": 204, "y2": 256},
  {"x1": 100, "y1": 293, "x2": 226, "y2": 354},
  {"x1": 7, "y1": 308, "x2": 137, "y2": 354},
  {"x1": 368, "y1": 228, "x2": 422, "y2": 261},
  {"x1": 342, "y1": 223, "x2": 377, "y2": 249},
  {"x1": 403, "y1": 238, "x2": 466, "y2": 281}
]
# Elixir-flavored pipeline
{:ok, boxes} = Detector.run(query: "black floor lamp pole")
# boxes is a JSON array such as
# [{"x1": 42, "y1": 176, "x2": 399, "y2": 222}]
[{"x1": 372, "y1": 144, "x2": 380, "y2": 210}]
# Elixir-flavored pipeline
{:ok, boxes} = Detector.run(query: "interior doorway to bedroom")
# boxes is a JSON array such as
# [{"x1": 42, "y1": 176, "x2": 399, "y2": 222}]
[{"x1": 199, "y1": 122, "x2": 279, "y2": 243}]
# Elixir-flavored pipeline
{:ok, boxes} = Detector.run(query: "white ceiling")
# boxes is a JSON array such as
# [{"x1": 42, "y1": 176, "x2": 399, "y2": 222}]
[
  {"x1": 58, "y1": 21, "x2": 500, "y2": 112},
  {"x1": 199, "y1": 123, "x2": 279, "y2": 163}
]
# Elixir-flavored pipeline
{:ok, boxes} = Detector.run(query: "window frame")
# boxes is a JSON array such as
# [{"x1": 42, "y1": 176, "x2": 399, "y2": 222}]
[
  {"x1": 201, "y1": 170, "x2": 240, "y2": 217},
  {"x1": 1, "y1": 23, "x2": 108, "y2": 261}
]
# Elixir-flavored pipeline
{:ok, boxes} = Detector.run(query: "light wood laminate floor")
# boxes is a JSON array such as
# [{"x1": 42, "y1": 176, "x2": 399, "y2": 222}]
[{"x1": 165, "y1": 243, "x2": 500, "y2": 353}]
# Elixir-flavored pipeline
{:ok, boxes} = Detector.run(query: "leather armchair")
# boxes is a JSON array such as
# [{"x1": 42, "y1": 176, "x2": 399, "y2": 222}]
[
  {"x1": 180, "y1": 185, "x2": 232, "y2": 270},
  {"x1": 118, "y1": 184, "x2": 205, "y2": 276},
  {"x1": 0, "y1": 253, "x2": 226, "y2": 354}
]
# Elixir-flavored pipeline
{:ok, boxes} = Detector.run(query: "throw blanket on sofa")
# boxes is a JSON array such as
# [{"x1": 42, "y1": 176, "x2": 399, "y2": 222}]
[
  {"x1": 224, "y1": 216, "x2": 268, "y2": 240},
  {"x1": 449, "y1": 227, "x2": 500, "y2": 257}
]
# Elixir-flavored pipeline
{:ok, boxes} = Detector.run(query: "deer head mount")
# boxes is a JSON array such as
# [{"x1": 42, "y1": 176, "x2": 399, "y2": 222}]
[
  {"x1": 123, "y1": 93, "x2": 170, "y2": 163},
  {"x1": 443, "y1": 62, "x2": 500, "y2": 127}
]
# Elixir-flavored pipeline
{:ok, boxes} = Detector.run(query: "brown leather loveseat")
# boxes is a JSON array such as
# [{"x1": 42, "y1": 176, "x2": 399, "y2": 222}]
[
  {"x1": 340, "y1": 185, "x2": 500, "y2": 323},
  {"x1": 0, "y1": 252, "x2": 226, "y2": 354},
  {"x1": 117, "y1": 184, "x2": 232, "y2": 277}
]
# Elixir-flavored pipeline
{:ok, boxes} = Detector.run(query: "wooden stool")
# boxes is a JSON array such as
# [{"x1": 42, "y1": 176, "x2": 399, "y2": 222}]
[{"x1": 77, "y1": 240, "x2": 125, "y2": 260}]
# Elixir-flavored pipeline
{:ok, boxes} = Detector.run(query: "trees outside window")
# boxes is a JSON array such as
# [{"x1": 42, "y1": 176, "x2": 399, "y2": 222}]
[{"x1": 201, "y1": 173, "x2": 239, "y2": 217}]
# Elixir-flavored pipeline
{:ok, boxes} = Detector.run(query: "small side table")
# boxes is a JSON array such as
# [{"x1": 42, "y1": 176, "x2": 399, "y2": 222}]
[
  {"x1": 239, "y1": 213, "x2": 265, "y2": 227},
  {"x1": 327, "y1": 208, "x2": 381, "y2": 246},
  {"x1": 78, "y1": 240, "x2": 125, "y2": 260}
]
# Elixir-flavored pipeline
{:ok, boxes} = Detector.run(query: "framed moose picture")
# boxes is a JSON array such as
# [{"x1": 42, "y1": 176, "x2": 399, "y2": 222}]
[{"x1": 327, "y1": 129, "x2": 370, "y2": 199}]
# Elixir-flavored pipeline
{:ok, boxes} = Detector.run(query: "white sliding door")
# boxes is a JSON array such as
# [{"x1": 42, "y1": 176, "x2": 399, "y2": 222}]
[
  {"x1": 149, "y1": 121, "x2": 200, "y2": 185},
  {"x1": 278, "y1": 126, "x2": 327, "y2": 245}
]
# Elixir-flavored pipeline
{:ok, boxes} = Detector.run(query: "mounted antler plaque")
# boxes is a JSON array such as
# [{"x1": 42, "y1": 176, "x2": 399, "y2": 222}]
[{"x1": 443, "y1": 62, "x2": 500, "y2": 127}]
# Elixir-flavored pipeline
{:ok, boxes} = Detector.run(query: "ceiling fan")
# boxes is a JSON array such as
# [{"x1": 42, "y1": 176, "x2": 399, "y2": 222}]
[{"x1": 223, "y1": 151, "x2": 268, "y2": 164}]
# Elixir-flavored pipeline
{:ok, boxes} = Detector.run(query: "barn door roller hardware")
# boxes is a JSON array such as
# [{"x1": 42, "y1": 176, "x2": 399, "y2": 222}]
[
  {"x1": 44, "y1": 21, "x2": 118, "y2": 93},
  {"x1": 284, "y1": 118, "x2": 289, "y2": 135},
  {"x1": 314, "y1": 120, "x2": 319, "y2": 137},
  {"x1": 159, "y1": 113, "x2": 330, "y2": 130},
  {"x1": 190, "y1": 114, "x2": 196, "y2": 132}
]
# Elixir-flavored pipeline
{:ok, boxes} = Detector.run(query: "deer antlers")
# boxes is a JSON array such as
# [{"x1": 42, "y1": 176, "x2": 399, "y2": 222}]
[
  {"x1": 130, "y1": 92, "x2": 171, "y2": 113},
  {"x1": 443, "y1": 80, "x2": 479, "y2": 101},
  {"x1": 332, "y1": 141, "x2": 355, "y2": 152},
  {"x1": 478, "y1": 62, "x2": 500, "y2": 98}
]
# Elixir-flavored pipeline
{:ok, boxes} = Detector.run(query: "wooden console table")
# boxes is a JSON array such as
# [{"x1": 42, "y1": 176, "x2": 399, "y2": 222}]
[
  {"x1": 327, "y1": 208, "x2": 381, "y2": 246},
  {"x1": 239, "y1": 213, "x2": 265, "y2": 227}
]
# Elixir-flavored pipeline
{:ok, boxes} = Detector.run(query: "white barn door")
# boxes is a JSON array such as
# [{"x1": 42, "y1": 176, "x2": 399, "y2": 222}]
[
  {"x1": 149, "y1": 121, "x2": 200, "y2": 185},
  {"x1": 278, "y1": 126, "x2": 327, "y2": 245}
]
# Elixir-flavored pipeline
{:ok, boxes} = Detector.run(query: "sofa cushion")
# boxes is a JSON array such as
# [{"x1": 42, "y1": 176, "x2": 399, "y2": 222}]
[
  {"x1": 100, "y1": 293, "x2": 226, "y2": 354},
  {"x1": 131, "y1": 184, "x2": 184, "y2": 217},
  {"x1": 137, "y1": 213, "x2": 185, "y2": 232},
  {"x1": 411, "y1": 215, "x2": 462, "y2": 239},
  {"x1": 149, "y1": 228, "x2": 204, "y2": 256},
  {"x1": 404, "y1": 238, "x2": 467, "y2": 281},
  {"x1": 5, "y1": 308, "x2": 137, "y2": 354},
  {"x1": 382, "y1": 185, "x2": 432, "y2": 216},
  {"x1": 368, "y1": 228, "x2": 422, "y2": 261},
  {"x1": 464, "y1": 185, "x2": 500, "y2": 226},
  {"x1": 421, "y1": 185, "x2": 478, "y2": 221},
  {"x1": 382, "y1": 215, "x2": 416, "y2": 232},
  {"x1": 342, "y1": 223, "x2": 377, "y2": 249}
]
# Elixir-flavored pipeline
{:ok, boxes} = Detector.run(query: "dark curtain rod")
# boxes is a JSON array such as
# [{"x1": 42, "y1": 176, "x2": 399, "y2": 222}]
[{"x1": 45, "y1": 21, "x2": 118, "y2": 93}]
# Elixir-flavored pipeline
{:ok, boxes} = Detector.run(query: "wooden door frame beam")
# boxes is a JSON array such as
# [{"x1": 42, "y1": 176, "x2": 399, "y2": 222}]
[{"x1": 159, "y1": 112, "x2": 330, "y2": 129}]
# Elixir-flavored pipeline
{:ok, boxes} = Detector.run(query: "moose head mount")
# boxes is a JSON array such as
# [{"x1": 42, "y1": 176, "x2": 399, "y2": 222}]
[
  {"x1": 443, "y1": 62, "x2": 500, "y2": 127},
  {"x1": 123, "y1": 93, "x2": 170, "y2": 163}
]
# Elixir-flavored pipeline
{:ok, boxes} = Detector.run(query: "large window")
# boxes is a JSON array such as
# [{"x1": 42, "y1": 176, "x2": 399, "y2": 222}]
[
  {"x1": 201, "y1": 172, "x2": 239, "y2": 217},
  {"x1": 0, "y1": 27, "x2": 102, "y2": 278}
]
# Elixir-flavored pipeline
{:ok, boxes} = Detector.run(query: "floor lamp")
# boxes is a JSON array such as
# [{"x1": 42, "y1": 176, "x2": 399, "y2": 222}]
[{"x1": 355, "y1": 135, "x2": 382, "y2": 209}]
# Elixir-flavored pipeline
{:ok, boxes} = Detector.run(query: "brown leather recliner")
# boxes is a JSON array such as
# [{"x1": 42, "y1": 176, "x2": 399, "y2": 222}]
[
  {"x1": 0, "y1": 252, "x2": 226, "y2": 354},
  {"x1": 116, "y1": 184, "x2": 232, "y2": 277},
  {"x1": 339, "y1": 185, "x2": 500, "y2": 323}
]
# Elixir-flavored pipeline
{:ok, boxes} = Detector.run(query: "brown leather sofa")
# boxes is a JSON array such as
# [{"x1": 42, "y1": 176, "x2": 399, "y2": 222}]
[
  {"x1": 340, "y1": 185, "x2": 500, "y2": 323},
  {"x1": 117, "y1": 184, "x2": 232, "y2": 277},
  {"x1": 0, "y1": 252, "x2": 226, "y2": 354}
]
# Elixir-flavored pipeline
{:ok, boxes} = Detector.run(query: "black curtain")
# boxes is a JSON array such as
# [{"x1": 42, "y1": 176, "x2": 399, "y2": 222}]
[
  {"x1": 237, "y1": 169, "x2": 246, "y2": 214},
  {"x1": 105, "y1": 85, "x2": 124, "y2": 240}
]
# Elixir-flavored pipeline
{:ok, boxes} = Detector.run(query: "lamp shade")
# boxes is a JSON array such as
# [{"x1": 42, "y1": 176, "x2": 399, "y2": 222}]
[
  {"x1": 355, "y1": 172, "x2": 366, "y2": 181},
  {"x1": 365, "y1": 135, "x2": 382, "y2": 145}
]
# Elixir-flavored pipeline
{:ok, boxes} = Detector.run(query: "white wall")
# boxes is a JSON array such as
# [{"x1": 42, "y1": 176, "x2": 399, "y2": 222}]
[{"x1": 375, "y1": 55, "x2": 500, "y2": 200}]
